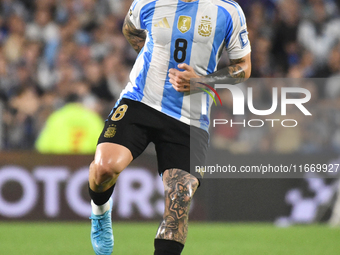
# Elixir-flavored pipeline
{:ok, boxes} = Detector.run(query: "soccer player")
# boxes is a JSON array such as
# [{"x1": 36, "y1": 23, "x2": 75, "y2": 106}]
[{"x1": 88, "y1": 0, "x2": 251, "y2": 254}]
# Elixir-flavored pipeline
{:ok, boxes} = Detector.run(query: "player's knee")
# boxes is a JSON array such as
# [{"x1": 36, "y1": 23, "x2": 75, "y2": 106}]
[
  {"x1": 91, "y1": 160, "x2": 124, "y2": 185},
  {"x1": 173, "y1": 177, "x2": 197, "y2": 204},
  {"x1": 163, "y1": 169, "x2": 199, "y2": 209}
]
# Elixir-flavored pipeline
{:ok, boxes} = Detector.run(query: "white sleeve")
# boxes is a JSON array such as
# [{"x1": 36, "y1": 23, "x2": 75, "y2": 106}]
[
  {"x1": 225, "y1": 4, "x2": 251, "y2": 60},
  {"x1": 128, "y1": 0, "x2": 144, "y2": 29}
]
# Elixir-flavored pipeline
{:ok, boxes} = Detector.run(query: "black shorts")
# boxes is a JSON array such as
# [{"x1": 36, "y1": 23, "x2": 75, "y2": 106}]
[{"x1": 98, "y1": 98, "x2": 209, "y2": 179}]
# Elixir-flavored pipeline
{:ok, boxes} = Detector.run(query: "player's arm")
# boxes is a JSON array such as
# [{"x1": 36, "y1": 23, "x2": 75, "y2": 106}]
[
  {"x1": 122, "y1": 14, "x2": 147, "y2": 53},
  {"x1": 169, "y1": 53, "x2": 251, "y2": 92},
  {"x1": 204, "y1": 52, "x2": 251, "y2": 84}
]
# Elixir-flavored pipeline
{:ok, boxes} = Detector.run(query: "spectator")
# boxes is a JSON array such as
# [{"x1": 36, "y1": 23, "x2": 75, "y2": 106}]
[
  {"x1": 4, "y1": 86, "x2": 40, "y2": 149},
  {"x1": 272, "y1": 0, "x2": 301, "y2": 73},
  {"x1": 84, "y1": 60, "x2": 114, "y2": 102},
  {"x1": 26, "y1": 8, "x2": 59, "y2": 43},
  {"x1": 35, "y1": 94, "x2": 103, "y2": 154},
  {"x1": 297, "y1": 0, "x2": 340, "y2": 67},
  {"x1": 3, "y1": 14, "x2": 25, "y2": 63}
]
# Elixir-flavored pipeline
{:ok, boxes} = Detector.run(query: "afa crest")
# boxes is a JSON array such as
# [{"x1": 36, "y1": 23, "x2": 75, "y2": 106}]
[
  {"x1": 178, "y1": 16, "x2": 191, "y2": 33},
  {"x1": 198, "y1": 16, "x2": 212, "y2": 37},
  {"x1": 104, "y1": 124, "x2": 117, "y2": 138}
]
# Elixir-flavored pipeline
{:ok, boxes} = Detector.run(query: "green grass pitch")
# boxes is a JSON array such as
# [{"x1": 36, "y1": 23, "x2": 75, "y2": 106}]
[{"x1": 0, "y1": 222, "x2": 339, "y2": 255}]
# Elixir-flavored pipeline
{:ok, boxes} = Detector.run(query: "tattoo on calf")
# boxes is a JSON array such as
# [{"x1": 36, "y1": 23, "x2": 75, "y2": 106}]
[
  {"x1": 156, "y1": 169, "x2": 198, "y2": 244},
  {"x1": 157, "y1": 215, "x2": 179, "y2": 240},
  {"x1": 169, "y1": 182, "x2": 192, "y2": 219}
]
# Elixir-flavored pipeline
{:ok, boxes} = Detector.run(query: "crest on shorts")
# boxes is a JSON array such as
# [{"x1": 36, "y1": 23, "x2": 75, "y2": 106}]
[
  {"x1": 104, "y1": 124, "x2": 117, "y2": 138},
  {"x1": 198, "y1": 16, "x2": 212, "y2": 37},
  {"x1": 178, "y1": 16, "x2": 191, "y2": 33}
]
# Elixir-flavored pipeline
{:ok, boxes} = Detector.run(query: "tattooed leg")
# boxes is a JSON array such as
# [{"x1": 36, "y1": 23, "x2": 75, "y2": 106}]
[{"x1": 155, "y1": 169, "x2": 199, "y2": 245}]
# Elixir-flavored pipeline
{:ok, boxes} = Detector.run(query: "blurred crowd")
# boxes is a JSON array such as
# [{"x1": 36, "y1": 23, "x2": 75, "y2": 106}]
[{"x1": 0, "y1": 0, "x2": 339, "y2": 153}]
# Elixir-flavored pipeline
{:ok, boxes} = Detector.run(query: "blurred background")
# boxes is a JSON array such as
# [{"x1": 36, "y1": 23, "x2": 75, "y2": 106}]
[
  {"x1": 0, "y1": 0, "x2": 340, "y2": 153},
  {"x1": 1, "y1": 0, "x2": 340, "y2": 229}
]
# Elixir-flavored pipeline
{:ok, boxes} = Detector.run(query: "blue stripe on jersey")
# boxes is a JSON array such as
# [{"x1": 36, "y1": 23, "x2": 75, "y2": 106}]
[
  {"x1": 131, "y1": 0, "x2": 142, "y2": 11},
  {"x1": 161, "y1": 0, "x2": 199, "y2": 119},
  {"x1": 200, "y1": 93, "x2": 210, "y2": 130},
  {"x1": 230, "y1": 0, "x2": 245, "y2": 26},
  {"x1": 201, "y1": 7, "x2": 232, "y2": 129},
  {"x1": 221, "y1": 7, "x2": 233, "y2": 48},
  {"x1": 113, "y1": 48, "x2": 144, "y2": 109},
  {"x1": 222, "y1": 0, "x2": 245, "y2": 26},
  {"x1": 117, "y1": 1, "x2": 157, "y2": 105},
  {"x1": 140, "y1": 0, "x2": 158, "y2": 30},
  {"x1": 206, "y1": 7, "x2": 232, "y2": 75}
]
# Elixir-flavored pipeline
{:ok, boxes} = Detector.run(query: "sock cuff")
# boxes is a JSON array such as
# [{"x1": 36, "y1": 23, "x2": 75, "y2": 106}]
[
  {"x1": 154, "y1": 239, "x2": 184, "y2": 255},
  {"x1": 88, "y1": 184, "x2": 115, "y2": 206}
]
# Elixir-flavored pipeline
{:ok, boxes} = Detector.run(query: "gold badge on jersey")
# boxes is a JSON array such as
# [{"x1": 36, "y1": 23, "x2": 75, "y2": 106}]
[
  {"x1": 198, "y1": 16, "x2": 212, "y2": 37},
  {"x1": 104, "y1": 124, "x2": 117, "y2": 138},
  {"x1": 178, "y1": 16, "x2": 191, "y2": 33}
]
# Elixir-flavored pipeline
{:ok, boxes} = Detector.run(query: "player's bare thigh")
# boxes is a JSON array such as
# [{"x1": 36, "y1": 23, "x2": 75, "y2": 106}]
[{"x1": 89, "y1": 142, "x2": 133, "y2": 192}]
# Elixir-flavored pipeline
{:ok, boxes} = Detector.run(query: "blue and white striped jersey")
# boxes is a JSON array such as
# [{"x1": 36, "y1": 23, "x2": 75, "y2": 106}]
[{"x1": 116, "y1": 0, "x2": 251, "y2": 132}]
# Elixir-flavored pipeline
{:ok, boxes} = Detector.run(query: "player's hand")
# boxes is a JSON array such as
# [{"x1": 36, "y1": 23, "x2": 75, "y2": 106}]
[{"x1": 169, "y1": 63, "x2": 200, "y2": 92}]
